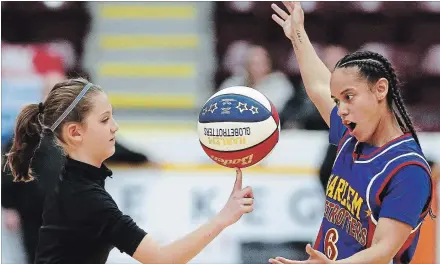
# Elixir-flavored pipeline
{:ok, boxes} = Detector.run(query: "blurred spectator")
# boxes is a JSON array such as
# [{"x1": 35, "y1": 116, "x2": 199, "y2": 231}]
[
  {"x1": 322, "y1": 45, "x2": 350, "y2": 70},
  {"x1": 422, "y1": 44, "x2": 440, "y2": 76},
  {"x1": 1, "y1": 1, "x2": 91, "y2": 68},
  {"x1": 219, "y1": 44, "x2": 295, "y2": 117},
  {"x1": 222, "y1": 40, "x2": 252, "y2": 76}
]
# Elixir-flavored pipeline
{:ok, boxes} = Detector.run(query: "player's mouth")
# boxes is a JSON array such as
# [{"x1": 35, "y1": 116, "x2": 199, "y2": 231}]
[
  {"x1": 343, "y1": 120, "x2": 357, "y2": 134},
  {"x1": 110, "y1": 137, "x2": 115, "y2": 142}
]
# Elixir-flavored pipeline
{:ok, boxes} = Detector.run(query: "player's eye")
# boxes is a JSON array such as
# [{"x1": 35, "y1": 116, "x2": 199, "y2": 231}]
[
  {"x1": 101, "y1": 118, "x2": 109, "y2": 123},
  {"x1": 345, "y1": 94, "x2": 354, "y2": 101}
]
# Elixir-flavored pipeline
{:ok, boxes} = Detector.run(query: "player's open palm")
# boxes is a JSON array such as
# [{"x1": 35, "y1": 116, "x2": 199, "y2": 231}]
[
  {"x1": 218, "y1": 168, "x2": 254, "y2": 227},
  {"x1": 269, "y1": 244, "x2": 335, "y2": 264},
  {"x1": 271, "y1": 1, "x2": 304, "y2": 41}
]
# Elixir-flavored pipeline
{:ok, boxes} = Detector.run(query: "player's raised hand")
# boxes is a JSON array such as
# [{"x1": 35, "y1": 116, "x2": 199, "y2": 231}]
[
  {"x1": 271, "y1": 2, "x2": 304, "y2": 41},
  {"x1": 217, "y1": 168, "x2": 254, "y2": 228},
  {"x1": 269, "y1": 244, "x2": 334, "y2": 264}
]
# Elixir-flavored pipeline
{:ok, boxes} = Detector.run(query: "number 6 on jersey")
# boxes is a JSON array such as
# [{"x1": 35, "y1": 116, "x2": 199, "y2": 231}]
[{"x1": 324, "y1": 228, "x2": 339, "y2": 260}]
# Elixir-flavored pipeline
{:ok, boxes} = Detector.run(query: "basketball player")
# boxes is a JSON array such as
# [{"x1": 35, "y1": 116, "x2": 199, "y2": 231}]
[
  {"x1": 6, "y1": 78, "x2": 254, "y2": 264},
  {"x1": 269, "y1": 2, "x2": 433, "y2": 263}
]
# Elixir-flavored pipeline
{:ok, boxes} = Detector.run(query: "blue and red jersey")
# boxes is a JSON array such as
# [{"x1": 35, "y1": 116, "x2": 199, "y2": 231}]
[{"x1": 313, "y1": 106, "x2": 433, "y2": 263}]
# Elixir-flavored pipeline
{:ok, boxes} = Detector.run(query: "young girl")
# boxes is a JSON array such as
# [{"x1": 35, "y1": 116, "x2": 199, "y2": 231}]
[
  {"x1": 7, "y1": 78, "x2": 254, "y2": 264},
  {"x1": 269, "y1": 2, "x2": 433, "y2": 264}
]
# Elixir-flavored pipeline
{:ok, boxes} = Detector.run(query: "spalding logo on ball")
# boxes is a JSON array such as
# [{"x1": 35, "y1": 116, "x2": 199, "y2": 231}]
[{"x1": 198, "y1": 86, "x2": 280, "y2": 168}]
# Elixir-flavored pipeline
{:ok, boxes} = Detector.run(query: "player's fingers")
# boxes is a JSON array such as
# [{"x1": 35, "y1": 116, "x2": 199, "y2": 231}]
[
  {"x1": 245, "y1": 186, "x2": 254, "y2": 198},
  {"x1": 305, "y1": 244, "x2": 314, "y2": 256},
  {"x1": 241, "y1": 198, "x2": 254, "y2": 205},
  {"x1": 282, "y1": 1, "x2": 294, "y2": 13},
  {"x1": 269, "y1": 257, "x2": 304, "y2": 264},
  {"x1": 305, "y1": 244, "x2": 327, "y2": 260},
  {"x1": 271, "y1": 3, "x2": 289, "y2": 19},
  {"x1": 233, "y1": 168, "x2": 242, "y2": 192},
  {"x1": 271, "y1": 14, "x2": 285, "y2": 27},
  {"x1": 281, "y1": 258, "x2": 313, "y2": 264},
  {"x1": 238, "y1": 186, "x2": 253, "y2": 198},
  {"x1": 241, "y1": 204, "x2": 254, "y2": 213},
  {"x1": 269, "y1": 258, "x2": 284, "y2": 264}
]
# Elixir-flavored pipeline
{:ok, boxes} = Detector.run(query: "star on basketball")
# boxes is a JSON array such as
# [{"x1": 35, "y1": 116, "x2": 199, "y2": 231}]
[
  {"x1": 249, "y1": 105, "x2": 259, "y2": 114},
  {"x1": 208, "y1": 103, "x2": 218, "y2": 113},
  {"x1": 236, "y1": 102, "x2": 248, "y2": 113}
]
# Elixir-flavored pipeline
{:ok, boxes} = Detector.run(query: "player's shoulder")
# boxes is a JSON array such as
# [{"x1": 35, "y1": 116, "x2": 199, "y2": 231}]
[
  {"x1": 381, "y1": 134, "x2": 430, "y2": 172},
  {"x1": 388, "y1": 135, "x2": 426, "y2": 159},
  {"x1": 369, "y1": 133, "x2": 422, "y2": 156},
  {"x1": 59, "y1": 176, "x2": 115, "y2": 206},
  {"x1": 355, "y1": 133, "x2": 430, "y2": 171}
]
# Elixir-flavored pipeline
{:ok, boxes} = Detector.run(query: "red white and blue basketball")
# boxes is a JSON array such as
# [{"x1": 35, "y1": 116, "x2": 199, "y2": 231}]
[{"x1": 197, "y1": 86, "x2": 280, "y2": 168}]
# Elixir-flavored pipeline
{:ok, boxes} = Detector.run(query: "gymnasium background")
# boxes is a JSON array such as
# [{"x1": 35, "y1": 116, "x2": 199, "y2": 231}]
[{"x1": 1, "y1": 2, "x2": 440, "y2": 263}]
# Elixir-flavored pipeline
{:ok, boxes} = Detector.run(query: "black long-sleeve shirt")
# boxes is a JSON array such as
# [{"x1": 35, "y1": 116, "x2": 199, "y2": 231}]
[{"x1": 35, "y1": 157, "x2": 147, "y2": 264}]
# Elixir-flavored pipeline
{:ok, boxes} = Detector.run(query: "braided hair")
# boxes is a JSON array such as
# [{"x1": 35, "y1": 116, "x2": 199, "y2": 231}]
[
  {"x1": 335, "y1": 52, "x2": 435, "y2": 220},
  {"x1": 334, "y1": 51, "x2": 420, "y2": 147}
]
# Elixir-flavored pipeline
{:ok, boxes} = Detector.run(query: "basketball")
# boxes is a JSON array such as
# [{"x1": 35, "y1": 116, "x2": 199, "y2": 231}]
[{"x1": 197, "y1": 86, "x2": 280, "y2": 168}]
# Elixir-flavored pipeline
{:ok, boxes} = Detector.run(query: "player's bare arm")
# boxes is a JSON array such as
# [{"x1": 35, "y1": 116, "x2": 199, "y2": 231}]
[
  {"x1": 337, "y1": 218, "x2": 412, "y2": 264},
  {"x1": 271, "y1": 1, "x2": 334, "y2": 127},
  {"x1": 133, "y1": 168, "x2": 254, "y2": 264}
]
